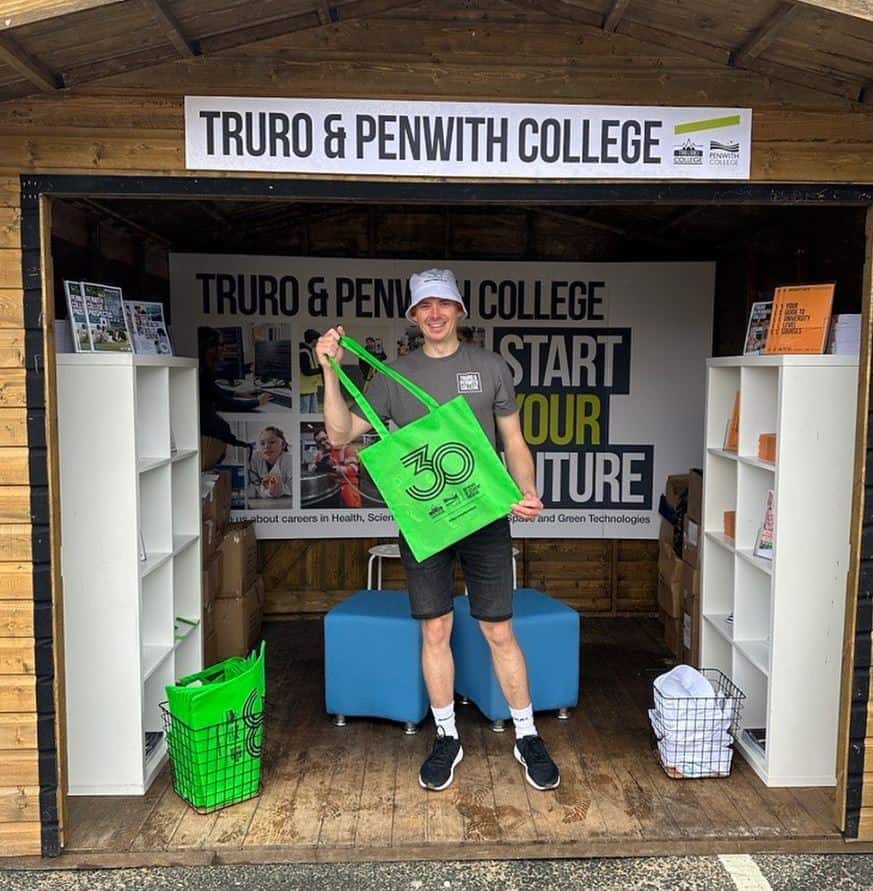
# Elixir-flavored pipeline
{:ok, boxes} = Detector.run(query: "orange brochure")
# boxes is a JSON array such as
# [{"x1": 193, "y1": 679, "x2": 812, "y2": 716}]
[{"x1": 766, "y1": 283, "x2": 835, "y2": 354}]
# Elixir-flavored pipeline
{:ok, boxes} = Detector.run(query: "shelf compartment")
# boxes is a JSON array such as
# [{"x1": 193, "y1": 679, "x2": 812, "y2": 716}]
[
  {"x1": 143, "y1": 735, "x2": 168, "y2": 787},
  {"x1": 173, "y1": 542, "x2": 201, "y2": 632},
  {"x1": 701, "y1": 621, "x2": 732, "y2": 677},
  {"x1": 169, "y1": 366, "x2": 199, "y2": 453},
  {"x1": 172, "y1": 455, "x2": 201, "y2": 539},
  {"x1": 171, "y1": 449, "x2": 198, "y2": 464},
  {"x1": 705, "y1": 365, "x2": 740, "y2": 451},
  {"x1": 140, "y1": 551, "x2": 171, "y2": 578},
  {"x1": 172, "y1": 534, "x2": 198, "y2": 556},
  {"x1": 734, "y1": 556, "x2": 771, "y2": 644},
  {"x1": 135, "y1": 364, "x2": 170, "y2": 460},
  {"x1": 702, "y1": 533, "x2": 734, "y2": 616},
  {"x1": 704, "y1": 612, "x2": 734, "y2": 644},
  {"x1": 735, "y1": 462, "x2": 775, "y2": 553},
  {"x1": 142, "y1": 643, "x2": 173, "y2": 681},
  {"x1": 703, "y1": 453, "x2": 737, "y2": 534},
  {"x1": 140, "y1": 462, "x2": 172, "y2": 557},
  {"x1": 141, "y1": 559, "x2": 173, "y2": 652},
  {"x1": 705, "y1": 531, "x2": 735, "y2": 554},
  {"x1": 737, "y1": 455, "x2": 775, "y2": 472},
  {"x1": 738, "y1": 364, "x2": 778, "y2": 458},
  {"x1": 736, "y1": 548, "x2": 773, "y2": 576},
  {"x1": 735, "y1": 639, "x2": 771, "y2": 677}
]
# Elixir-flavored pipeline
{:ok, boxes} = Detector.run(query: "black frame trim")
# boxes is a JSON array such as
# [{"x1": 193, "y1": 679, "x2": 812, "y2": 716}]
[{"x1": 18, "y1": 173, "x2": 873, "y2": 855}]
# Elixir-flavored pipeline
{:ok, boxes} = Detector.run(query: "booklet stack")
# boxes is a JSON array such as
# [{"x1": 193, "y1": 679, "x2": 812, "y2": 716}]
[{"x1": 827, "y1": 314, "x2": 861, "y2": 355}]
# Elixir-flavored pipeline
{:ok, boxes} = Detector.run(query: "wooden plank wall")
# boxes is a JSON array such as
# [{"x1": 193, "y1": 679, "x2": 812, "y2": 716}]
[
  {"x1": 0, "y1": 176, "x2": 40, "y2": 856},
  {"x1": 260, "y1": 537, "x2": 659, "y2": 617}
]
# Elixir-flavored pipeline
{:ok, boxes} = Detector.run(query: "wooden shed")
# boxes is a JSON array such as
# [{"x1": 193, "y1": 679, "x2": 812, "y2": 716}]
[{"x1": 2, "y1": 0, "x2": 873, "y2": 864}]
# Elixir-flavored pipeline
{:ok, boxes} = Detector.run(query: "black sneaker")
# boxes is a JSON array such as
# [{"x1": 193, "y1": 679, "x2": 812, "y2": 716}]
[
  {"x1": 418, "y1": 730, "x2": 463, "y2": 791},
  {"x1": 514, "y1": 735, "x2": 560, "y2": 790}
]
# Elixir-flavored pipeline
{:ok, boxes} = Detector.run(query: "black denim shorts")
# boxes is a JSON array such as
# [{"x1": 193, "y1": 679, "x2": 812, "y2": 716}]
[{"x1": 397, "y1": 517, "x2": 514, "y2": 622}]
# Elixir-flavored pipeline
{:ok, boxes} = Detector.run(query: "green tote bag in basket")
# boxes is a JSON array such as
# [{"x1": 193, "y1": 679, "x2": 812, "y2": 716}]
[{"x1": 329, "y1": 335, "x2": 522, "y2": 562}]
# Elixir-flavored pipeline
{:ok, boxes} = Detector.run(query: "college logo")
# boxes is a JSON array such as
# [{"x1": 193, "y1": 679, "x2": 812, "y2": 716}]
[
  {"x1": 709, "y1": 139, "x2": 740, "y2": 167},
  {"x1": 457, "y1": 371, "x2": 482, "y2": 393},
  {"x1": 673, "y1": 138, "x2": 704, "y2": 165},
  {"x1": 402, "y1": 441, "x2": 476, "y2": 501}
]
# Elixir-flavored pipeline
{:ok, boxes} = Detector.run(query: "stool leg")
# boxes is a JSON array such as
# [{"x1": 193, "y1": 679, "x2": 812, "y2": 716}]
[
  {"x1": 378, "y1": 556, "x2": 383, "y2": 590},
  {"x1": 458, "y1": 696, "x2": 471, "y2": 705},
  {"x1": 490, "y1": 719, "x2": 506, "y2": 733},
  {"x1": 403, "y1": 721, "x2": 419, "y2": 735},
  {"x1": 557, "y1": 708, "x2": 570, "y2": 720},
  {"x1": 332, "y1": 714, "x2": 347, "y2": 727},
  {"x1": 367, "y1": 554, "x2": 375, "y2": 590}
]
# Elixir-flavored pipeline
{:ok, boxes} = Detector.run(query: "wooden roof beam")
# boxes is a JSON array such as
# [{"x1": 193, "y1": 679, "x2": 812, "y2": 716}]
[
  {"x1": 315, "y1": 1, "x2": 335, "y2": 26},
  {"x1": 730, "y1": 3, "x2": 805, "y2": 69},
  {"x1": 0, "y1": 0, "x2": 126, "y2": 30},
  {"x1": 602, "y1": 0, "x2": 631, "y2": 33},
  {"x1": 792, "y1": 0, "x2": 873, "y2": 23},
  {"x1": 139, "y1": 0, "x2": 199, "y2": 58},
  {"x1": 0, "y1": 31, "x2": 62, "y2": 90},
  {"x1": 199, "y1": 0, "x2": 417, "y2": 55}
]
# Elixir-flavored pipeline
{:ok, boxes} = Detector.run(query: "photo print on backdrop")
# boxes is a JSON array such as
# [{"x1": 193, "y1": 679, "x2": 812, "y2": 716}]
[{"x1": 300, "y1": 422, "x2": 385, "y2": 511}]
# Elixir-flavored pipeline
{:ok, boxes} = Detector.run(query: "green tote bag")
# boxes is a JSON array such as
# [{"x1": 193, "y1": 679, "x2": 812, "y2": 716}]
[{"x1": 329, "y1": 335, "x2": 522, "y2": 562}]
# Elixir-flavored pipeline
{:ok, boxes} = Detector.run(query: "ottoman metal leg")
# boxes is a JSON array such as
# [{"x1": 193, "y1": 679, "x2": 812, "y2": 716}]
[
  {"x1": 557, "y1": 707, "x2": 571, "y2": 720},
  {"x1": 490, "y1": 719, "x2": 506, "y2": 733},
  {"x1": 332, "y1": 714, "x2": 347, "y2": 727},
  {"x1": 403, "y1": 721, "x2": 419, "y2": 735},
  {"x1": 459, "y1": 696, "x2": 471, "y2": 705}
]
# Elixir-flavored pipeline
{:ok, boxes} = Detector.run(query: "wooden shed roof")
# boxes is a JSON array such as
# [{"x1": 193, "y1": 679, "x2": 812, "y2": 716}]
[{"x1": 1, "y1": 0, "x2": 873, "y2": 107}]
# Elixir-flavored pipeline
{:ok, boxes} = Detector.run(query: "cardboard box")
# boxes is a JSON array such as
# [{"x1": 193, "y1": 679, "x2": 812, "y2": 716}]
[
  {"x1": 202, "y1": 469, "x2": 232, "y2": 534},
  {"x1": 214, "y1": 577, "x2": 264, "y2": 661},
  {"x1": 664, "y1": 473, "x2": 689, "y2": 511},
  {"x1": 723, "y1": 509, "x2": 736, "y2": 540},
  {"x1": 219, "y1": 522, "x2": 258, "y2": 596},
  {"x1": 658, "y1": 576, "x2": 682, "y2": 619},
  {"x1": 680, "y1": 558, "x2": 699, "y2": 599},
  {"x1": 201, "y1": 435, "x2": 226, "y2": 472},
  {"x1": 682, "y1": 592, "x2": 700, "y2": 667},
  {"x1": 658, "y1": 538, "x2": 683, "y2": 583},
  {"x1": 682, "y1": 515, "x2": 700, "y2": 568},
  {"x1": 202, "y1": 551, "x2": 222, "y2": 609},
  {"x1": 201, "y1": 518, "x2": 220, "y2": 565},
  {"x1": 660, "y1": 608, "x2": 682, "y2": 658},
  {"x1": 203, "y1": 628, "x2": 218, "y2": 668},
  {"x1": 202, "y1": 596, "x2": 216, "y2": 641},
  {"x1": 686, "y1": 468, "x2": 703, "y2": 523}
]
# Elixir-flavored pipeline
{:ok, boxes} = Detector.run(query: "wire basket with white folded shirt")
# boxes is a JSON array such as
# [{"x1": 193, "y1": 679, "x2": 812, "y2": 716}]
[{"x1": 649, "y1": 666, "x2": 745, "y2": 779}]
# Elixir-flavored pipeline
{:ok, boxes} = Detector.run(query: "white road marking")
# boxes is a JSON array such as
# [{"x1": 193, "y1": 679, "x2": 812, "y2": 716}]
[{"x1": 718, "y1": 854, "x2": 773, "y2": 890}]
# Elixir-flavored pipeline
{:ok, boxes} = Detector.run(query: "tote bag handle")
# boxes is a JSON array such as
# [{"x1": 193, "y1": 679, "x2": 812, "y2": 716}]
[{"x1": 326, "y1": 334, "x2": 440, "y2": 441}]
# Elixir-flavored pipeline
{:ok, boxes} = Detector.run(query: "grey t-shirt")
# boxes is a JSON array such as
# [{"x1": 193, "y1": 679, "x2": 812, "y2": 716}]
[{"x1": 352, "y1": 343, "x2": 517, "y2": 447}]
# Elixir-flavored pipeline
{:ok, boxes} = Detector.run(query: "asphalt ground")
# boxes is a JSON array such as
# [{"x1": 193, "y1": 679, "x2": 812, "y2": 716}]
[{"x1": 1, "y1": 854, "x2": 873, "y2": 890}]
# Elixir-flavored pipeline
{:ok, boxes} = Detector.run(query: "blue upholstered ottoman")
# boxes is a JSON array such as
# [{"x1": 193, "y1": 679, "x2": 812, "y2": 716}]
[
  {"x1": 451, "y1": 588, "x2": 581, "y2": 721},
  {"x1": 324, "y1": 589, "x2": 429, "y2": 728}
]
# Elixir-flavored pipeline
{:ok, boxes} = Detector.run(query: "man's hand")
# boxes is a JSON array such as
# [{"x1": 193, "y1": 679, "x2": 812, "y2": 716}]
[
  {"x1": 317, "y1": 326, "x2": 345, "y2": 369},
  {"x1": 511, "y1": 489, "x2": 543, "y2": 521},
  {"x1": 257, "y1": 393, "x2": 273, "y2": 406}
]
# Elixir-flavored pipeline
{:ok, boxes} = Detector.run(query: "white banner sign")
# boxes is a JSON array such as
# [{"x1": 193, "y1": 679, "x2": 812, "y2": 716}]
[
  {"x1": 184, "y1": 97, "x2": 752, "y2": 180},
  {"x1": 170, "y1": 255, "x2": 714, "y2": 540}
]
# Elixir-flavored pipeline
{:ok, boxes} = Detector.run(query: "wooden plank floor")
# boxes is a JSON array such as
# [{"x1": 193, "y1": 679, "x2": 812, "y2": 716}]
[{"x1": 60, "y1": 617, "x2": 850, "y2": 865}]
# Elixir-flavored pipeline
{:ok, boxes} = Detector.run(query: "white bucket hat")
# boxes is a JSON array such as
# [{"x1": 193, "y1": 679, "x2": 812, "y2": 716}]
[{"x1": 406, "y1": 268, "x2": 467, "y2": 322}]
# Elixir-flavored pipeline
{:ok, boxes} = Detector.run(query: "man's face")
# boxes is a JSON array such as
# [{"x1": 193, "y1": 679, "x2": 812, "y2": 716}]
[{"x1": 410, "y1": 298, "x2": 464, "y2": 346}]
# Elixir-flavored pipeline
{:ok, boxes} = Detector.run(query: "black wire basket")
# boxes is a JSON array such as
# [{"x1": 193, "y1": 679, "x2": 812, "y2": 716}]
[
  {"x1": 160, "y1": 701, "x2": 266, "y2": 813},
  {"x1": 649, "y1": 668, "x2": 745, "y2": 779}
]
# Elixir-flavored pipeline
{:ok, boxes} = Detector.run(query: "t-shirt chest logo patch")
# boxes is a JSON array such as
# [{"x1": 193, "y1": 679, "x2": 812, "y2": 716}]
[{"x1": 457, "y1": 372, "x2": 482, "y2": 393}]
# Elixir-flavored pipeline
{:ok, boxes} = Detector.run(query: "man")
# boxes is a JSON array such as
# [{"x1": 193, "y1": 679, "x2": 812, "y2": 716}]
[
  {"x1": 299, "y1": 328, "x2": 322, "y2": 414},
  {"x1": 316, "y1": 268, "x2": 560, "y2": 793}
]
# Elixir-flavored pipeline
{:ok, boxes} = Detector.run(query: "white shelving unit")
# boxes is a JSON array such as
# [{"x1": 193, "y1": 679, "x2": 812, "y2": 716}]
[
  {"x1": 56, "y1": 353, "x2": 202, "y2": 795},
  {"x1": 700, "y1": 354, "x2": 858, "y2": 787}
]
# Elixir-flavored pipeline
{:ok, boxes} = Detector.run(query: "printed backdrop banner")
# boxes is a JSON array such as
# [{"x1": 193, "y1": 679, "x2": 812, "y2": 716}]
[
  {"x1": 170, "y1": 255, "x2": 714, "y2": 539},
  {"x1": 184, "y1": 97, "x2": 752, "y2": 180}
]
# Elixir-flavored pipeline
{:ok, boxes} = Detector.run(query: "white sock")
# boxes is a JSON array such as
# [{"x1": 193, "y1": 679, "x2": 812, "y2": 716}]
[
  {"x1": 432, "y1": 702, "x2": 458, "y2": 739},
  {"x1": 510, "y1": 703, "x2": 537, "y2": 740}
]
